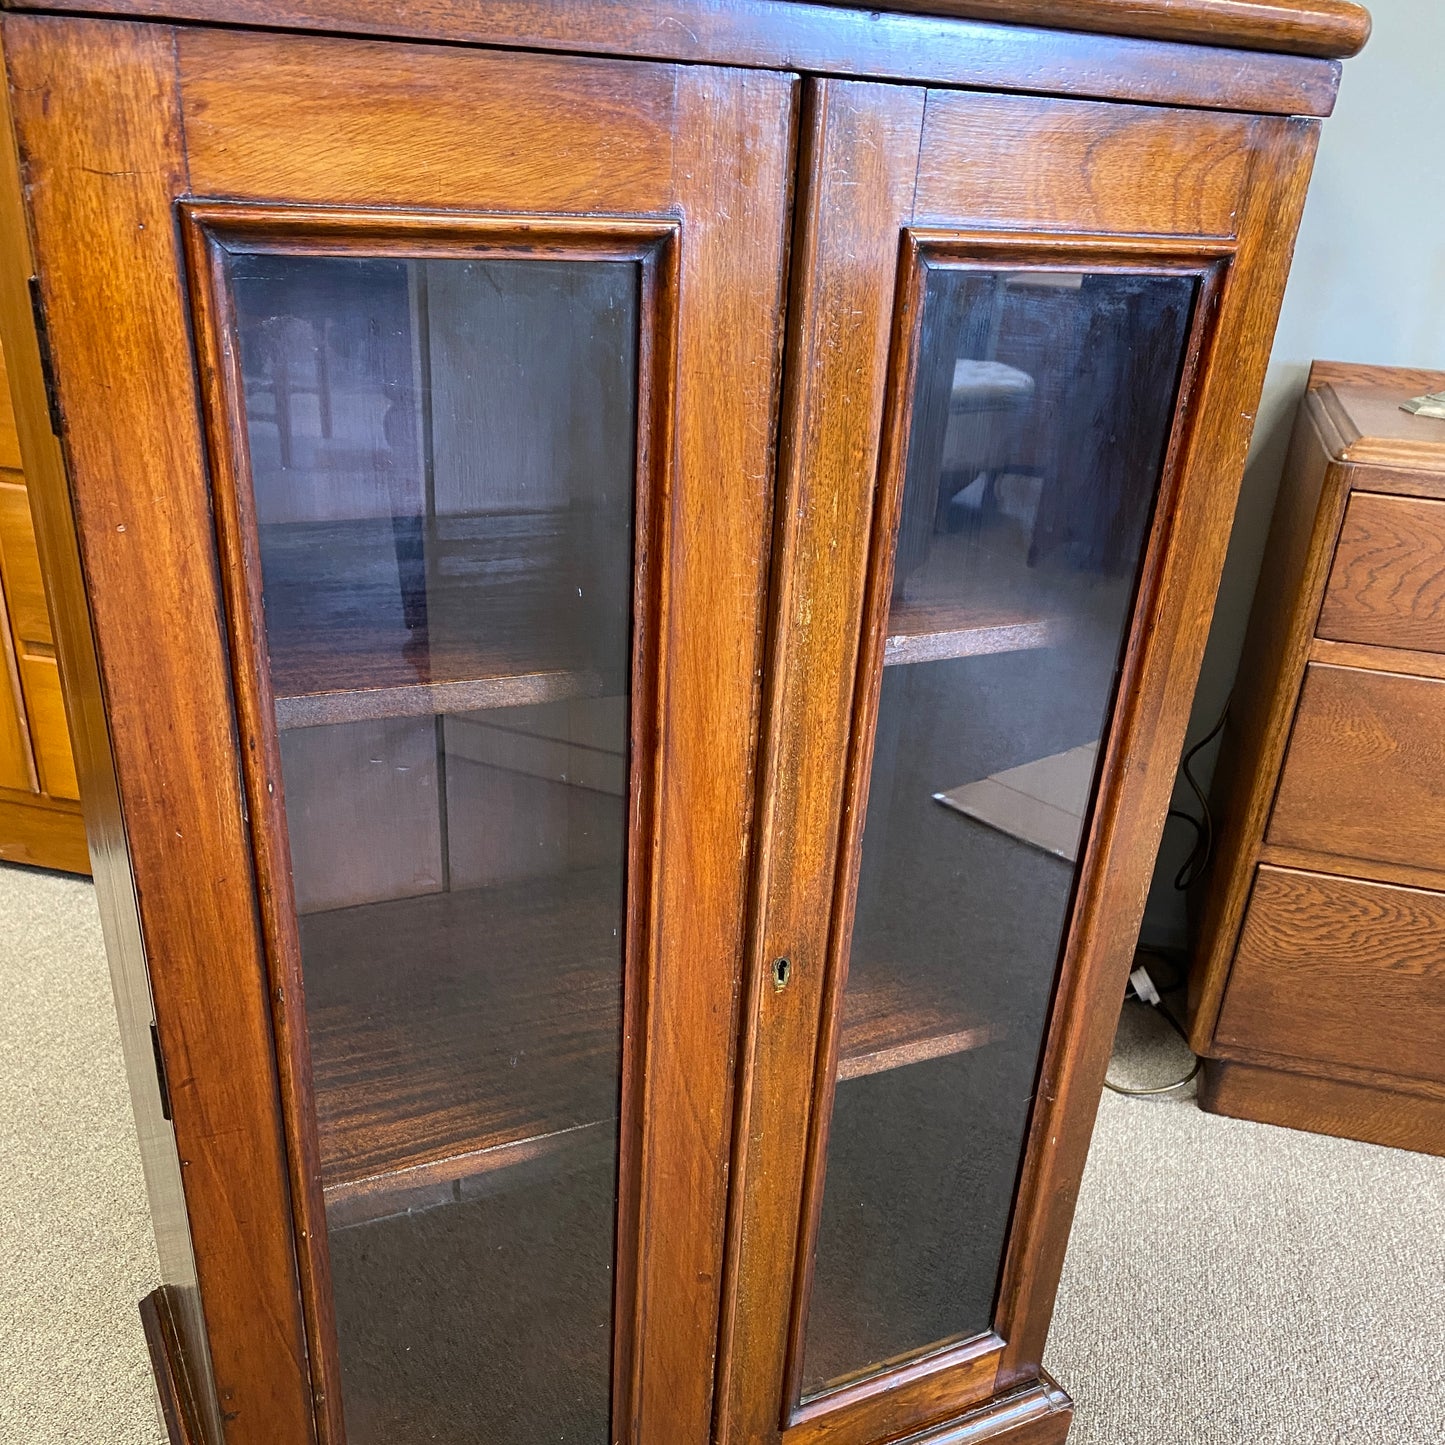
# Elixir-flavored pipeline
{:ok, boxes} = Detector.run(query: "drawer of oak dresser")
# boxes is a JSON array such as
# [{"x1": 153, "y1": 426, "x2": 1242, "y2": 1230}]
[
  {"x1": 1217, "y1": 865, "x2": 1445, "y2": 1084},
  {"x1": 1318, "y1": 492, "x2": 1445, "y2": 653},
  {"x1": 1268, "y1": 663, "x2": 1445, "y2": 871}
]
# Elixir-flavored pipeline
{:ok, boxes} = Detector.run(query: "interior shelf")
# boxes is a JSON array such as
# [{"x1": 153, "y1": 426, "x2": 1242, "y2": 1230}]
[
  {"x1": 303, "y1": 866, "x2": 992, "y2": 1225},
  {"x1": 884, "y1": 598, "x2": 1065, "y2": 668},
  {"x1": 259, "y1": 513, "x2": 618, "y2": 730}
]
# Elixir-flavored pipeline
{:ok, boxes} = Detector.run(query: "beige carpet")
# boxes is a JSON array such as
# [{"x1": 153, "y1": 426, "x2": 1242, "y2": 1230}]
[{"x1": 1, "y1": 861, "x2": 1442, "y2": 1443}]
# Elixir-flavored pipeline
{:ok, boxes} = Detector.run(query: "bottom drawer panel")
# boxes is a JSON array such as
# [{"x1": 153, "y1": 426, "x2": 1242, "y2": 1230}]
[{"x1": 1217, "y1": 865, "x2": 1445, "y2": 1084}]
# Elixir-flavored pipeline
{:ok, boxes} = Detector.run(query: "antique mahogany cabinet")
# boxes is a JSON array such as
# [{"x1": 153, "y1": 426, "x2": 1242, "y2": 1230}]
[{"x1": 0, "y1": 0, "x2": 1367, "y2": 1440}]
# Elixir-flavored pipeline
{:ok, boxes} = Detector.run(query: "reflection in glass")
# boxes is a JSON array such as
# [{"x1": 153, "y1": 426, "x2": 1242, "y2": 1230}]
[
  {"x1": 800, "y1": 267, "x2": 1196, "y2": 1396},
  {"x1": 228, "y1": 253, "x2": 639, "y2": 1442}
]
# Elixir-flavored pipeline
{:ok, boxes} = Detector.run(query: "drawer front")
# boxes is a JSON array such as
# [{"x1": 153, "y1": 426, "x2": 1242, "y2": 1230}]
[
  {"x1": 1218, "y1": 865, "x2": 1445, "y2": 1084},
  {"x1": 1318, "y1": 492, "x2": 1445, "y2": 654},
  {"x1": 1269, "y1": 663, "x2": 1445, "y2": 871}
]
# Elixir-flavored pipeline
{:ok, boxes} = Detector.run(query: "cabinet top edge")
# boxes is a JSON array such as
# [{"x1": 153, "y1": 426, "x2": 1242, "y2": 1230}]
[
  {"x1": 851, "y1": 0, "x2": 1370, "y2": 60},
  {"x1": 1306, "y1": 363, "x2": 1445, "y2": 475},
  {"x1": 0, "y1": 0, "x2": 1371, "y2": 65}
]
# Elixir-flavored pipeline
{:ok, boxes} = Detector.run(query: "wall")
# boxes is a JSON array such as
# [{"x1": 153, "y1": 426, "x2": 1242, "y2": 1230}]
[{"x1": 1142, "y1": 0, "x2": 1445, "y2": 947}]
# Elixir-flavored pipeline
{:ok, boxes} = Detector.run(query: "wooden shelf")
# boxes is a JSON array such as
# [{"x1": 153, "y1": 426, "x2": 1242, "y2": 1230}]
[
  {"x1": 303, "y1": 866, "x2": 991, "y2": 1225},
  {"x1": 259, "y1": 513, "x2": 620, "y2": 729},
  {"x1": 884, "y1": 598, "x2": 1065, "y2": 667}
]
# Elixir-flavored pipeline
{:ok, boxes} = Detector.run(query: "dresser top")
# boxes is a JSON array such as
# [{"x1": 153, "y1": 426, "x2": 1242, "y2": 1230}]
[
  {"x1": 0, "y1": 0, "x2": 1372, "y2": 62},
  {"x1": 1307, "y1": 362, "x2": 1445, "y2": 475}
]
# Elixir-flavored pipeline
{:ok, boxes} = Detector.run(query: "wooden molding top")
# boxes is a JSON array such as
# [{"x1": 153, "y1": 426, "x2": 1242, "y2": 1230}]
[
  {"x1": 1307, "y1": 362, "x2": 1445, "y2": 475},
  {"x1": 873, "y1": 0, "x2": 1370, "y2": 59},
  {"x1": 0, "y1": 0, "x2": 1372, "y2": 62}
]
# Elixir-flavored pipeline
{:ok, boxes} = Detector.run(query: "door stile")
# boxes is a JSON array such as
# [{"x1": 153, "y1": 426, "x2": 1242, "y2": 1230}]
[
  {"x1": 3, "y1": 17, "x2": 317, "y2": 1442},
  {"x1": 714, "y1": 76, "x2": 926, "y2": 1445},
  {"x1": 990, "y1": 114, "x2": 1323, "y2": 1380}
]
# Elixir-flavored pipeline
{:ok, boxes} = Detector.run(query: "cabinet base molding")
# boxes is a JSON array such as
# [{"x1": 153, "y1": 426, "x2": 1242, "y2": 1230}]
[
  {"x1": 1199, "y1": 1059, "x2": 1445, "y2": 1158},
  {"x1": 893, "y1": 1375, "x2": 1072, "y2": 1445},
  {"x1": 139, "y1": 1287, "x2": 205, "y2": 1445},
  {"x1": 0, "y1": 792, "x2": 88, "y2": 873}
]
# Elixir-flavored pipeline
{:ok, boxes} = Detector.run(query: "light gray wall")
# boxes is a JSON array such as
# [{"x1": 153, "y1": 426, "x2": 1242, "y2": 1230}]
[{"x1": 1142, "y1": 0, "x2": 1445, "y2": 947}]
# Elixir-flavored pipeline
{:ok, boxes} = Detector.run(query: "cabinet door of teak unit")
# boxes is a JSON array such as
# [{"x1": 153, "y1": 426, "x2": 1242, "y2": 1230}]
[
  {"x1": 716, "y1": 81, "x2": 1317, "y2": 1445},
  {"x1": 0, "y1": 9, "x2": 1329, "y2": 1445},
  {"x1": 2, "y1": 17, "x2": 793, "y2": 1445}
]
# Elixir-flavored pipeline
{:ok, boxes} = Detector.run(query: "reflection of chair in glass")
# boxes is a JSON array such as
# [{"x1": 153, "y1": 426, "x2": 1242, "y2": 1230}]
[
  {"x1": 935, "y1": 359, "x2": 1035, "y2": 533},
  {"x1": 242, "y1": 314, "x2": 334, "y2": 469}
]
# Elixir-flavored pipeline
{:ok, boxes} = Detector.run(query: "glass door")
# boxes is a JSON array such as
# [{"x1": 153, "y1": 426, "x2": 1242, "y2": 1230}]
[
  {"x1": 799, "y1": 260, "x2": 1197, "y2": 1393},
  {"x1": 719, "y1": 76, "x2": 1309, "y2": 1445},
  {"x1": 26, "y1": 28, "x2": 796, "y2": 1445},
  {"x1": 223, "y1": 248, "x2": 641, "y2": 1442}
]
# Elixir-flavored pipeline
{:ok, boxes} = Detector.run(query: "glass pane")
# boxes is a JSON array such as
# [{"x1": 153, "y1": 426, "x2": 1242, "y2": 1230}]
[
  {"x1": 800, "y1": 267, "x2": 1196, "y2": 1396},
  {"x1": 227, "y1": 252, "x2": 639, "y2": 1443}
]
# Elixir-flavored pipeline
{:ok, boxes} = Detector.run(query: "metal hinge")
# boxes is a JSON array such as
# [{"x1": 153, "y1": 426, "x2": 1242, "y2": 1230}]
[
  {"x1": 27, "y1": 274, "x2": 63, "y2": 436},
  {"x1": 150, "y1": 1021, "x2": 173, "y2": 1122}
]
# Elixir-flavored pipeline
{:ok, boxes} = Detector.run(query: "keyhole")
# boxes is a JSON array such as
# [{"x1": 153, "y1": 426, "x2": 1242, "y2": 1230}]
[{"x1": 771, "y1": 957, "x2": 792, "y2": 991}]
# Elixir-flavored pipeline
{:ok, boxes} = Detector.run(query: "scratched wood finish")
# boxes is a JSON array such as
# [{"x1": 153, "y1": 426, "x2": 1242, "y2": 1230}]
[
  {"x1": 1218, "y1": 866, "x2": 1445, "y2": 1084},
  {"x1": 1200, "y1": 1058, "x2": 1445, "y2": 1157},
  {"x1": 1268, "y1": 663, "x2": 1445, "y2": 873},
  {"x1": 0, "y1": 0, "x2": 1349, "y2": 118},
  {"x1": 1317, "y1": 492, "x2": 1445, "y2": 653}
]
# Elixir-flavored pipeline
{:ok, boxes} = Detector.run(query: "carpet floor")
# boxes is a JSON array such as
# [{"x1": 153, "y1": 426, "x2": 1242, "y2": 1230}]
[{"x1": 1, "y1": 861, "x2": 1442, "y2": 1443}]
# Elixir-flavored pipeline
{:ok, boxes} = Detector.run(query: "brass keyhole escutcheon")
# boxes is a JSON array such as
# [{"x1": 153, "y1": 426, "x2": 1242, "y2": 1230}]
[{"x1": 771, "y1": 957, "x2": 792, "y2": 991}]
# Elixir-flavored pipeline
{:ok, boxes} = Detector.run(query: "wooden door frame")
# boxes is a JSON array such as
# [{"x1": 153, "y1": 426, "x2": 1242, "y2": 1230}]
[
  {"x1": 2, "y1": 15, "x2": 795, "y2": 1442},
  {"x1": 717, "y1": 74, "x2": 1321, "y2": 1445}
]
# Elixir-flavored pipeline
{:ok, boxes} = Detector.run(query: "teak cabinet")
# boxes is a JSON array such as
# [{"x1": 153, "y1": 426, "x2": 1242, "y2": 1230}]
[
  {"x1": 0, "y1": 332, "x2": 88, "y2": 872},
  {"x1": 1190, "y1": 363, "x2": 1445, "y2": 1157},
  {"x1": 0, "y1": 1, "x2": 1367, "y2": 1441}
]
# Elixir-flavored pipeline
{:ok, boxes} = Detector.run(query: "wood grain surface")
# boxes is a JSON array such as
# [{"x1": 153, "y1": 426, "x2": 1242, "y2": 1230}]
[
  {"x1": 1200, "y1": 1058, "x2": 1445, "y2": 1157},
  {"x1": 0, "y1": 0, "x2": 1350, "y2": 117},
  {"x1": 1187, "y1": 388, "x2": 1349, "y2": 1050},
  {"x1": 1317, "y1": 492, "x2": 1445, "y2": 653},
  {"x1": 914, "y1": 92, "x2": 1255, "y2": 239},
  {"x1": 1269, "y1": 663, "x2": 1445, "y2": 872},
  {"x1": 1218, "y1": 866, "x2": 1445, "y2": 1084},
  {"x1": 4, "y1": 18, "x2": 310, "y2": 1443}
]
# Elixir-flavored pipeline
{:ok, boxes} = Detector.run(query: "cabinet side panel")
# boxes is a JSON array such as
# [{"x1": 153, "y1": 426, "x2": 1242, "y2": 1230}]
[
  {"x1": 993, "y1": 115, "x2": 1323, "y2": 1375},
  {"x1": 0, "y1": 14, "x2": 218, "y2": 1425},
  {"x1": 3, "y1": 16, "x2": 313, "y2": 1443},
  {"x1": 1186, "y1": 399, "x2": 1346, "y2": 1048}
]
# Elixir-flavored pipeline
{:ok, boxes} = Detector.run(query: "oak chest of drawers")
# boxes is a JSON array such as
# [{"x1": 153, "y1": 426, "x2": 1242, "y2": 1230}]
[{"x1": 1191, "y1": 361, "x2": 1445, "y2": 1154}]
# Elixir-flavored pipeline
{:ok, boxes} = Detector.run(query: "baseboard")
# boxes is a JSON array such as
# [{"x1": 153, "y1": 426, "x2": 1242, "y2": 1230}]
[
  {"x1": 1199, "y1": 1058, "x2": 1445, "y2": 1157},
  {"x1": 139, "y1": 1287, "x2": 205, "y2": 1445}
]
